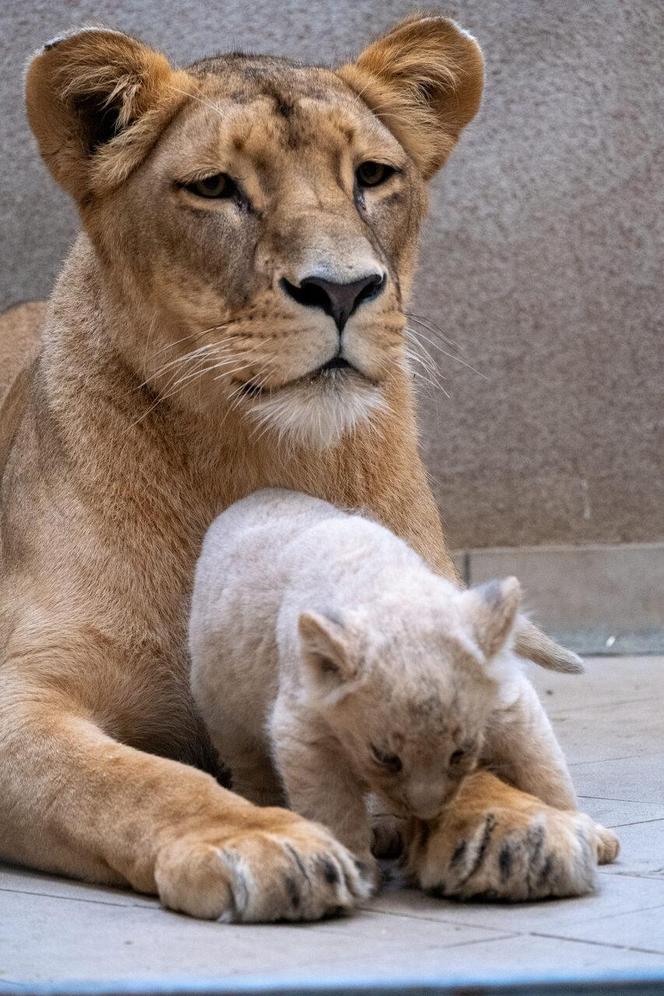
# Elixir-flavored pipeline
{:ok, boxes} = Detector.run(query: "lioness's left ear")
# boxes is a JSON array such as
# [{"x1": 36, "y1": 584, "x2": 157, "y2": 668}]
[
  {"x1": 338, "y1": 15, "x2": 484, "y2": 179},
  {"x1": 25, "y1": 28, "x2": 190, "y2": 201}
]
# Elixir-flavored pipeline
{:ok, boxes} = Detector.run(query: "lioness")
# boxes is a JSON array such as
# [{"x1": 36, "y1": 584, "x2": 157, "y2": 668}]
[{"x1": 0, "y1": 16, "x2": 617, "y2": 922}]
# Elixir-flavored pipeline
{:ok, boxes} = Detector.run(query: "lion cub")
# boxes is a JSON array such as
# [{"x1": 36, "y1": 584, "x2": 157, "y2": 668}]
[{"x1": 190, "y1": 489, "x2": 579, "y2": 881}]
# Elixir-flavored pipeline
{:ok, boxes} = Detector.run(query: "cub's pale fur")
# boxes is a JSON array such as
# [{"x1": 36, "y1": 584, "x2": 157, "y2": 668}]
[{"x1": 190, "y1": 489, "x2": 583, "y2": 883}]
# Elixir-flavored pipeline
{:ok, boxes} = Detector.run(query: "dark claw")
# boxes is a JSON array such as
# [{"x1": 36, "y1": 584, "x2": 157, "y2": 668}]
[
  {"x1": 537, "y1": 854, "x2": 554, "y2": 887},
  {"x1": 499, "y1": 843, "x2": 513, "y2": 882},
  {"x1": 450, "y1": 840, "x2": 467, "y2": 866},
  {"x1": 355, "y1": 858, "x2": 370, "y2": 876},
  {"x1": 285, "y1": 875, "x2": 301, "y2": 909},
  {"x1": 319, "y1": 857, "x2": 339, "y2": 885}
]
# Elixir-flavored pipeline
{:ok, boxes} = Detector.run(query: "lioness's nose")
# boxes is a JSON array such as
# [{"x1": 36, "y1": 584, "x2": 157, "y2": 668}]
[{"x1": 281, "y1": 272, "x2": 386, "y2": 332}]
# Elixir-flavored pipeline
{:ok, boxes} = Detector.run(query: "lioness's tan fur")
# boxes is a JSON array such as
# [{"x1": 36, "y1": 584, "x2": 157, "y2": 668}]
[{"x1": 0, "y1": 17, "x2": 616, "y2": 921}]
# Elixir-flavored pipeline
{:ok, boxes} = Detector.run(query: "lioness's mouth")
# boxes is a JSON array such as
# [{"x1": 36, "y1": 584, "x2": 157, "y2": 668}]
[
  {"x1": 319, "y1": 356, "x2": 351, "y2": 372},
  {"x1": 237, "y1": 357, "x2": 372, "y2": 399}
]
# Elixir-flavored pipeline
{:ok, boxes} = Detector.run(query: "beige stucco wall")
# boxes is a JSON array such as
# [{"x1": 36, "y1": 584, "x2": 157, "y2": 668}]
[{"x1": 1, "y1": 0, "x2": 661, "y2": 549}]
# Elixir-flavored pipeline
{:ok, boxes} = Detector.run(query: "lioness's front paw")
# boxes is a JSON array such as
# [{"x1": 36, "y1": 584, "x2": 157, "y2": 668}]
[
  {"x1": 408, "y1": 773, "x2": 620, "y2": 902},
  {"x1": 155, "y1": 809, "x2": 371, "y2": 922}
]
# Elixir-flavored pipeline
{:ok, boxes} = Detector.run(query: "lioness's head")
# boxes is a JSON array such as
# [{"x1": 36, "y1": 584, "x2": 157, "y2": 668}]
[{"x1": 26, "y1": 18, "x2": 483, "y2": 447}]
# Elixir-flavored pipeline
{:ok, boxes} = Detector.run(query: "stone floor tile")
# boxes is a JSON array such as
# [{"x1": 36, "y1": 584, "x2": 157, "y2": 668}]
[
  {"x1": 0, "y1": 865, "x2": 157, "y2": 909},
  {"x1": 281, "y1": 934, "x2": 664, "y2": 982},
  {"x1": 579, "y1": 797, "x2": 664, "y2": 828},
  {"x1": 530, "y1": 656, "x2": 661, "y2": 712},
  {"x1": 571, "y1": 755, "x2": 664, "y2": 805},
  {"x1": 542, "y1": 697, "x2": 663, "y2": 765},
  {"x1": 308, "y1": 909, "x2": 507, "y2": 944},
  {"x1": 598, "y1": 821, "x2": 664, "y2": 879},
  {"x1": 537, "y1": 904, "x2": 664, "y2": 955},
  {"x1": 0, "y1": 890, "x2": 506, "y2": 984},
  {"x1": 368, "y1": 873, "x2": 664, "y2": 934}
]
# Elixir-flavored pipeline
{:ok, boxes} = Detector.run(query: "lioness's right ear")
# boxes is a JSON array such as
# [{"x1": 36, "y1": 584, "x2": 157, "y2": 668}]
[{"x1": 25, "y1": 29, "x2": 190, "y2": 201}]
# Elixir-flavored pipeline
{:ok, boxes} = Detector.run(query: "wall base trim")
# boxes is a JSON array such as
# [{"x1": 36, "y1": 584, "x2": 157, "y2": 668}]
[{"x1": 452, "y1": 542, "x2": 663, "y2": 655}]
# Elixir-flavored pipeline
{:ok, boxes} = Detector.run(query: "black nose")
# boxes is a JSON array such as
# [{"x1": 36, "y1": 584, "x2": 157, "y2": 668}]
[{"x1": 281, "y1": 272, "x2": 386, "y2": 331}]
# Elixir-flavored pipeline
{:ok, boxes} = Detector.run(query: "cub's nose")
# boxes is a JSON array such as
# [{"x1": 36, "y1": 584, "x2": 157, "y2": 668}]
[{"x1": 281, "y1": 272, "x2": 386, "y2": 332}]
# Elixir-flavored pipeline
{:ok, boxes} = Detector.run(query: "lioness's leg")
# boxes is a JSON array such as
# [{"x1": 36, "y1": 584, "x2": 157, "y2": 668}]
[
  {"x1": 482, "y1": 677, "x2": 578, "y2": 811},
  {"x1": 407, "y1": 771, "x2": 619, "y2": 901},
  {"x1": 0, "y1": 687, "x2": 371, "y2": 921}
]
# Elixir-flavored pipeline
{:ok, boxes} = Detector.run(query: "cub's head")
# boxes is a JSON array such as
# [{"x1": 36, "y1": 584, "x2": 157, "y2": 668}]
[
  {"x1": 26, "y1": 19, "x2": 483, "y2": 447},
  {"x1": 298, "y1": 577, "x2": 522, "y2": 820}
]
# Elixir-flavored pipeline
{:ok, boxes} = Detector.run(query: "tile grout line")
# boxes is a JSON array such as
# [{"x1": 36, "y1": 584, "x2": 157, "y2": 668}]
[
  {"x1": 529, "y1": 929, "x2": 664, "y2": 958},
  {"x1": 579, "y1": 794, "x2": 664, "y2": 804},
  {"x1": 358, "y1": 905, "x2": 521, "y2": 934},
  {"x1": 605, "y1": 817, "x2": 664, "y2": 829},
  {"x1": 0, "y1": 884, "x2": 155, "y2": 910}
]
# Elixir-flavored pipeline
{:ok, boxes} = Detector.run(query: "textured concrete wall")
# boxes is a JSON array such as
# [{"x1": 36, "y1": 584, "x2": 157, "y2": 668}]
[{"x1": 1, "y1": 0, "x2": 661, "y2": 549}]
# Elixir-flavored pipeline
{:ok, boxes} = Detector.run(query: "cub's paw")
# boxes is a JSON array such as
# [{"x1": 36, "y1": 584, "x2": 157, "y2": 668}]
[
  {"x1": 155, "y1": 808, "x2": 371, "y2": 922},
  {"x1": 408, "y1": 772, "x2": 619, "y2": 902}
]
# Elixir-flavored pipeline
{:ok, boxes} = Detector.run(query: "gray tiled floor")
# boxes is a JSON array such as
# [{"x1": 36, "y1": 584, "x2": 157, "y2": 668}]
[{"x1": 1, "y1": 656, "x2": 664, "y2": 990}]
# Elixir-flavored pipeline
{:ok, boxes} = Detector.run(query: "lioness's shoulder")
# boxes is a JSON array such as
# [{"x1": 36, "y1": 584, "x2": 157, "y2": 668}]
[{"x1": 0, "y1": 301, "x2": 45, "y2": 402}]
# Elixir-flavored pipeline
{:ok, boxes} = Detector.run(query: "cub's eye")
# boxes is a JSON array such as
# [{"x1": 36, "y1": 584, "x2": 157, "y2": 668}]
[
  {"x1": 356, "y1": 161, "x2": 396, "y2": 188},
  {"x1": 184, "y1": 173, "x2": 235, "y2": 199},
  {"x1": 449, "y1": 749, "x2": 466, "y2": 766},
  {"x1": 371, "y1": 745, "x2": 402, "y2": 774}
]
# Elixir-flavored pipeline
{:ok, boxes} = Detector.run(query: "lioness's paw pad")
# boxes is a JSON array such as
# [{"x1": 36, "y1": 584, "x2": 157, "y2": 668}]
[{"x1": 155, "y1": 822, "x2": 371, "y2": 922}]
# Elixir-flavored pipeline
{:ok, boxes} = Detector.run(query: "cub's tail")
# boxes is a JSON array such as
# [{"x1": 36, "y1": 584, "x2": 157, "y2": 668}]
[{"x1": 515, "y1": 617, "x2": 584, "y2": 674}]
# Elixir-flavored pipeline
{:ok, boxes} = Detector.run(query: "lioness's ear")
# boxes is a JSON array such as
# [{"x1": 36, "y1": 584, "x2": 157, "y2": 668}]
[
  {"x1": 338, "y1": 15, "x2": 484, "y2": 179},
  {"x1": 298, "y1": 611, "x2": 361, "y2": 697},
  {"x1": 460, "y1": 576, "x2": 522, "y2": 659},
  {"x1": 25, "y1": 29, "x2": 190, "y2": 201}
]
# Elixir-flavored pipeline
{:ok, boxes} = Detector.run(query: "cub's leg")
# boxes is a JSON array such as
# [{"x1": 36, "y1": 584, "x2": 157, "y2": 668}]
[
  {"x1": 271, "y1": 708, "x2": 379, "y2": 887},
  {"x1": 0, "y1": 671, "x2": 371, "y2": 922},
  {"x1": 482, "y1": 675, "x2": 578, "y2": 811},
  {"x1": 204, "y1": 716, "x2": 285, "y2": 808},
  {"x1": 407, "y1": 771, "x2": 619, "y2": 901}
]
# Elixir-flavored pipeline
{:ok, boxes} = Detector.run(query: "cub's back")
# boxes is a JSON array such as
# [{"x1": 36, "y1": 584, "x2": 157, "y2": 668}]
[{"x1": 188, "y1": 488, "x2": 348, "y2": 727}]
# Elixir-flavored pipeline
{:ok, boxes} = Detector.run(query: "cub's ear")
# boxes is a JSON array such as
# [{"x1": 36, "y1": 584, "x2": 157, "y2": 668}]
[
  {"x1": 25, "y1": 29, "x2": 190, "y2": 201},
  {"x1": 459, "y1": 576, "x2": 522, "y2": 659},
  {"x1": 338, "y1": 15, "x2": 484, "y2": 179},
  {"x1": 298, "y1": 611, "x2": 362, "y2": 697}
]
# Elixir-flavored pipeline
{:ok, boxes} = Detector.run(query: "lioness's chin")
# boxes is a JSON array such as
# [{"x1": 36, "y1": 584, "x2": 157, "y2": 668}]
[{"x1": 246, "y1": 373, "x2": 387, "y2": 449}]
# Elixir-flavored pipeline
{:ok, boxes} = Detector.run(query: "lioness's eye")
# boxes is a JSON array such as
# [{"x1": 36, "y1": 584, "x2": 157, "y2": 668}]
[
  {"x1": 371, "y1": 745, "x2": 402, "y2": 773},
  {"x1": 450, "y1": 749, "x2": 466, "y2": 766},
  {"x1": 185, "y1": 173, "x2": 235, "y2": 199},
  {"x1": 356, "y1": 161, "x2": 395, "y2": 188}
]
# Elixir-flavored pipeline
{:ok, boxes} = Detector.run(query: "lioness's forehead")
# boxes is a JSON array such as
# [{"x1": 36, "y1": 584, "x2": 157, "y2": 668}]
[
  {"x1": 174, "y1": 52, "x2": 393, "y2": 155},
  {"x1": 187, "y1": 52, "x2": 350, "y2": 105}
]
